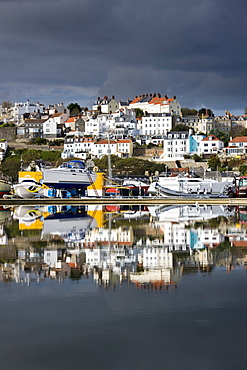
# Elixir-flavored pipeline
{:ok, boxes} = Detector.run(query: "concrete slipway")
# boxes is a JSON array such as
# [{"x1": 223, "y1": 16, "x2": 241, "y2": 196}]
[{"x1": 0, "y1": 197, "x2": 247, "y2": 207}]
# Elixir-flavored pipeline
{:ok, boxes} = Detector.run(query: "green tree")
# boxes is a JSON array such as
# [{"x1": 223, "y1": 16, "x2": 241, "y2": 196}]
[
  {"x1": 67, "y1": 103, "x2": 82, "y2": 116},
  {"x1": 135, "y1": 108, "x2": 144, "y2": 118},
  {"x1": 0, "y1": 154, "x2": 22, "y2": 182},
  {"x1": 207, "y1": 155, "x2": 221, "y2": 171},
  {"x1": 171, "y1": 124, "x2": 191, "y2": 132},
  {"x1": 94, "y1": 156, "x2": 165, "y2": 176},
  {"x1": 239, "y1": 164, "x2": 247, "y2": 176},
  {"x1": 199, "y1": 108, "x2": 214, "y2": 117},
  {"x1": 181, "y1": 108, "x2": 198, "y2": 116},
  {"x1": 208, "y1": 128, "x2": 229, "y2": 146}
]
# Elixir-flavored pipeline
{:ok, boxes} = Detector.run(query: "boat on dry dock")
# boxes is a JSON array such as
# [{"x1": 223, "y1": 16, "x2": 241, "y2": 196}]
[
  {"x1": 148, "y1": 174, "x2": 235, "y2": 197},
  {"x1": 0, "y1": 178, "x2": 11, "y2": 198},
  {"x1": 42, "y1": 160, "x2": 97, "y2": 190}
]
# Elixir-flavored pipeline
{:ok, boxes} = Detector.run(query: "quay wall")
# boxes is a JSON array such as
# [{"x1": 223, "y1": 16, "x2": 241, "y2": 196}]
[{"x1": 0, "y1": 197, "x2": 247, "y2": 207}]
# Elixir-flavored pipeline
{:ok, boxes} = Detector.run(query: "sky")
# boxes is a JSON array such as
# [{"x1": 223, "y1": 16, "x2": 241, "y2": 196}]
[{"x1": 0, "y1": 0, "x2": 247, "y2": 116}]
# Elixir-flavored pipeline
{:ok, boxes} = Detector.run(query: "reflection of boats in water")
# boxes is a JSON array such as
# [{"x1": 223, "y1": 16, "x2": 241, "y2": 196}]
[
  {"x1": 42, "y1": 160, "x2": 97, "y2": 190},
  {"x1": 13, "y1": 206, "x2": 44, "y2": 226},
  {"x1": 0, "y1": 206, "x2": 11, "y2": 223},
  {"x1": 42, "y1": 206, "x2": 97, "y2": 241},
  {"x1": 148, "y1": 204, "x2": 235, "y2": 222},
  {"x1": 105, "y1": 205, "x2": 150, "y2": 218}
]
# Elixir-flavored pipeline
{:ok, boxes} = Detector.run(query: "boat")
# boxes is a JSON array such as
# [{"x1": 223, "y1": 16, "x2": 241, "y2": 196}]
[
  {"x1": 13, "y1": 179, "x2": 45, "y2": 198},
  {"x1": 152, "y1": 182, "x2": 232, "y2": 198},
  {"x1": 42, "y1": 160, "x2": 97, "y2": 190},
  {"x1": 148, "y1": 174, "x2": 235, "y2": 197},
  {"x1": 0, "y1": 178, "x2": 11, "y2": 198},
  {"x1": 105, "y1": 178, "x2": 150, "y2": 197}
]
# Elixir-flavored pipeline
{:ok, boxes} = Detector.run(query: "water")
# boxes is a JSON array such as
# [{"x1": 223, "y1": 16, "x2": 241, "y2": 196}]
[{"x1": 0, "y1": 204, "x2": 247, "y2": 369}]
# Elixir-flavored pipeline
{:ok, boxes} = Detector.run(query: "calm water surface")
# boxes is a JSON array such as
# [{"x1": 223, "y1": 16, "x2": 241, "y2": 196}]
[{"x1": 0, "y1": 204, "x2": 247, "y2": 370}]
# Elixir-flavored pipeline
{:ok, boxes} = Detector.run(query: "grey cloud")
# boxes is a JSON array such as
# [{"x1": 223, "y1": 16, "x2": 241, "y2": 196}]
[{"x1": 0, "y1": 0, "x2": 247, "y2": 114}]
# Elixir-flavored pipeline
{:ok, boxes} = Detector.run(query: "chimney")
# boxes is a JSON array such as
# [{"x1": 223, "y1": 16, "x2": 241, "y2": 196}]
[
  {"x1": 173, "y1": 95, "x2": 176, "y2": 99},
  {"x1": 158, "y1": 93, "x2": 161, "y2": 98}
]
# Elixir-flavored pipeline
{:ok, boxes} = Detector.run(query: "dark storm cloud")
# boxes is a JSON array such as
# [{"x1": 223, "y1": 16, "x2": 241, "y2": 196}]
[{"x1": 0, "y1": 0, "x2": 247, "y2": 113}]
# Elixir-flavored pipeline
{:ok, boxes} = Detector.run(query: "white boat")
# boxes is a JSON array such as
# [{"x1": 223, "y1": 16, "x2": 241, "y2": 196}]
[
  {"x1": 42, "y1": 160, "x2": 97, "y2": 190},
  {"x1": 148, "y1": 175, "x2": 234, "y2": 197},
  {"x1": 13, "y1": 179, "x2": 45, "y2": 198}
]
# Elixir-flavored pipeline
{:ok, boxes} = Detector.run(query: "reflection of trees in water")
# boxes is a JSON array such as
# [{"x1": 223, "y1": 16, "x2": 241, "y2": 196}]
[{"x1": 192, "y1": 216, "x2": 234, "y2": 230}]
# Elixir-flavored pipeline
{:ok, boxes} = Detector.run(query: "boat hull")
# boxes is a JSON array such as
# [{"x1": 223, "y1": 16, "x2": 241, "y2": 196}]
[
  {"x1": 42, "y1": 169, "x2": 97, "y2": 190},
  {"x1": 0, "y1": 179, "x2": 11, "y2": 198}
]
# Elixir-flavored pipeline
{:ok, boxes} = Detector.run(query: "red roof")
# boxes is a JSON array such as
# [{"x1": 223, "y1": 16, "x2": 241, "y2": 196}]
[
  {"x1": 95, "y1": 139, "x2": 116, "y2": 145},
  {"x1": 130, "y1": 97, "x2": 142, "y2": 105},
  {"x1": 229, "y1": 136, "x2": 247, "y2": 143},
  {"x1": 52, "y1": 113, "x2": 63, "y2": 118},
  {"x1": 202, "y1": 135, "x2": 220, "y2": 141},
  {"x1": 117, "y1": 139, "x2": 131, "y2": 143}
]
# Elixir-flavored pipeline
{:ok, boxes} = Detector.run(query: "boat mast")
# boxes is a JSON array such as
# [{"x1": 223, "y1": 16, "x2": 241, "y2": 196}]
[{"x1": 107, "y1": 133, "x2": 112, "y2": 179}]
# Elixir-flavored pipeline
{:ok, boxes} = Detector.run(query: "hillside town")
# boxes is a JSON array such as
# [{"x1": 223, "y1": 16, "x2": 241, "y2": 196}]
[{"x1": 0, "y1": 94, "x2": 247, "y2": 173}]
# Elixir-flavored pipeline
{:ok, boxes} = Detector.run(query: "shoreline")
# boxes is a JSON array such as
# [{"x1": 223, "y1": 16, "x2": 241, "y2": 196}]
[{"x1": 0, "y1": 196, "x2": 246, "y2": 206}]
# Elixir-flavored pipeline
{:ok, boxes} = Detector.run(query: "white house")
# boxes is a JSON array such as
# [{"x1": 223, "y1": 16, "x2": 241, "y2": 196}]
[
  {"x1": 224, "y1": 136, "x2": 247, "y2": 156},
  {"x1": 62, "y1": 136, "x2": 95, "y2": 159},
  {"x1": 0, "y1": 140, "x2": 8, "y2": 161},
  {"x1": 163, "y1": 131, "x2": 190, "y2": 160},
  {"x1": 138, "y1": 113, "x2": 173, "y2": 136},
  {"x1": 94, "y1": 139, "x2": 132, "y2": 158},
  {"x1": 43, "y1": 112, "x2": 69, "y2": 138},
  {"x1": 199, "y1": 135, "x2": 224, "y2": 155},
  {"x1": 61, "y1": 137, "x2": 133, "y2": 159},
  {"x1": 11, "y1": 100, "x2": 45, "y2": 124},
  {"x1": 129, "y1": 94, "x2": 181, "y2": 115},
  {"x1": 92, "y1": 95, "x2": 119, "y2": 114}
]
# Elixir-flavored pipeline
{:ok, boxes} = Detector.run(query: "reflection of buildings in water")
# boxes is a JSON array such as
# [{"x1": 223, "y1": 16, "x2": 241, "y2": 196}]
[
  {"x1": 141, "y1": 247, "x2": 173, "y2": 269},
  {"x1": 0, "y1": 223, "x2": 8, "y2": 245},
  {"x1": 0, "y1": 207, "x2": 11, "y2": 247},
  {"x1": 192, "y1": 228, "x2": 225, "y2": 250},
  {"x1": 4, "y1": 203, "x2": 247, "y2": 286},
  {"x1": 0, "y1": 261, "x2": 45, "y2": 285},
  {"x1": 130, "y1": 267, "x2": 182, "y2": 290}
]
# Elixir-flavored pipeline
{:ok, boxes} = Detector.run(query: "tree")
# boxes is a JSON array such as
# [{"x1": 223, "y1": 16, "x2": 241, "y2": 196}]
[
  {"x1": 198, "y1": 108, "x2": 214, "y2": 117},
  {"x1": 1, "y1": 101, "x2": 12, "y2": 110},
  {"x1": 208, "y1": 128, "x2": 229, "y2": 146},
  {"x1": 239, "y1": 164, "x2": 247, "y2": 176},
  {"x1": 181, "y1": 108, "x2": 198, "y2": 116},
  {"x1": 94, "y1": 156, "x2": 165, "y2": 176},
  {"x1": 171, "y1": 124, "x2": 191, "y2": 132},
  {"x1": 67, "y1": 103, "x2": 82, "y2": 116},
  {"x1": 207, "y1": 155, "x2": 221, "y2": 171},
  {"x1": 135, "y1": 108, "x2": 144, "y2": 118}
]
